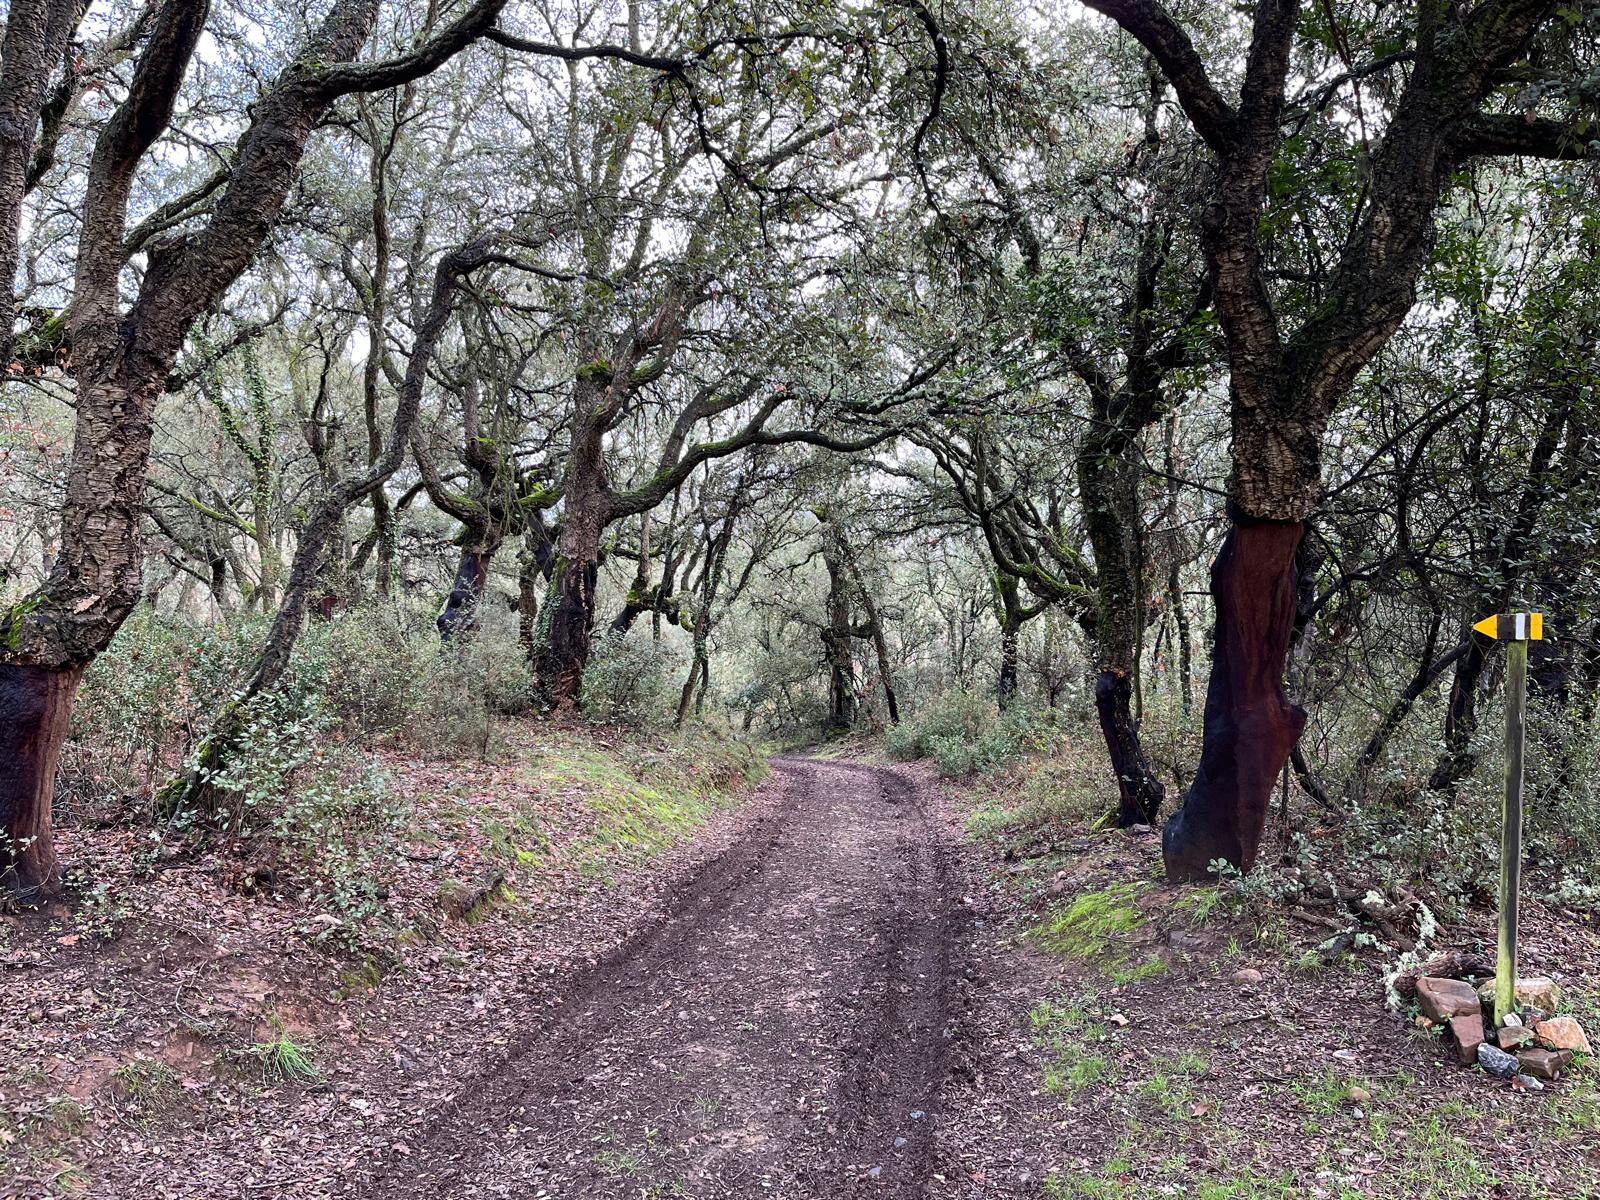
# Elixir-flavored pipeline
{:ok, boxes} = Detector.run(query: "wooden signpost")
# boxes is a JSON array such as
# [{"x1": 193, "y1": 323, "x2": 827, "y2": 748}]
[{"x1": 1472, "y1": 611, "x2": 1544, "y2": 1026}]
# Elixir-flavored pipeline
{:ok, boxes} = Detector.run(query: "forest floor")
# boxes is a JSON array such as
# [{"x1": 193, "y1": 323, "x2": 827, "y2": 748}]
[
  {"x1": 939, "y1": 741, "x2": 1600, "y2": 1200},
  {"x1": 3, "y1": 727, "x2": 1599, "y2": 1199}
]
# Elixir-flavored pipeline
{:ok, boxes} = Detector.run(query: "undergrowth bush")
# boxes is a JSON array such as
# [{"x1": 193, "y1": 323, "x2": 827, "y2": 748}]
[
  {"x1": 63, "y1": 608, "x2": 270, "y2": 806},
  {"x1": 580, "y1": 630, "x2": 686, "y2": 728},
  {"x1": 404, "y1": 608, "x2": 535, "y2": 755},
  {"x1": 66, "y1": 601, "x2": 538, "y2": 940},
  {"x1": 888, "y1": 689, "x2": 1058, "y2": 776}
]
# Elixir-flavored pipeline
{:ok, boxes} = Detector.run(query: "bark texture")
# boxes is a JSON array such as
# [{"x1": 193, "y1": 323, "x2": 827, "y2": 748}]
[
  {"x1": 536, "y1": 394, "x2": 606, "y2": 704},
  {"x1": 0, "y1": 663, "x2": 82, "y2": 900},
  {"x1": 1163, "y1": 518, "x2": 1306, "y2": 880},
  {"x1": 1080, "y1": 438, "x2": 1166, "y2": 826},
  {"x1": 437, "y1": 543, "x2": 499, "y2": 640},
  {"x1": 1096, "y1": 667, "x2": 1164, "y2": 827},
  {"x1": 0, "y1": 0, "x2": 79, "y2": 363}
]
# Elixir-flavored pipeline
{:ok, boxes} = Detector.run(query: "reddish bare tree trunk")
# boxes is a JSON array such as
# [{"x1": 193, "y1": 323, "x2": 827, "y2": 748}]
[
  {"x1": 1162, "y1": 518, "x2": 1306, "y2": 881},
  {"x1": 0, "y1": 663, "x2": 83, "y2": 900}
]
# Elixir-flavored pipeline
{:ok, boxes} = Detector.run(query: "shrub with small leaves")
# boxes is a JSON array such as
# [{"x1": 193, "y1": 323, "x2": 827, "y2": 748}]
[{"x1": 580, "y1": 630, "x2": 687, "y2": 728}]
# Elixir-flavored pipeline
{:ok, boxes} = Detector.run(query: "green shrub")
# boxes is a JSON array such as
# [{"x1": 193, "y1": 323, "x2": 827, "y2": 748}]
[
  {"x1": 885, "y1": 721, "x2": 922, "y2": 760},
  {"x1": 404, "y1": 614, "x2": 535, "y2": 754},
  {"x1": 892, "y1": 689, "x2": 1059, "y2": 776},
  {"x1": 580, "y1": 630, "x2": 686, "y2": 728},
  {"x1": 301, "y1": 607, "x2": 433, "y2": 737},
  {"x1": 927, "y1": 733, "x2": 979, "y2": 776},
  {"x1": 64, "y1": 607, "x2": 268, "y2": 806}
]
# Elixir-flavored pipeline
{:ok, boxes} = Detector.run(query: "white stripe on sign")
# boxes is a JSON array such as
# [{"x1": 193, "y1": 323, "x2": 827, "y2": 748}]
[{"x1": 1514, "y1": 613, "x2": 1528, "y2": 639}]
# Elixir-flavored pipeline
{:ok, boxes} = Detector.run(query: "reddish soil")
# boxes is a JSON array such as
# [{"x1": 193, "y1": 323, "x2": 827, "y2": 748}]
[{"x1": 357, "y1": 756, "x2": 972, "y2": 1199}]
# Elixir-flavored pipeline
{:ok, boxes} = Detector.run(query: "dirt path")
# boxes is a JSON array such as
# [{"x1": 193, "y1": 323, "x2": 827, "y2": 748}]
[{"x1": 358, "y1": 756, "x2": 970, "y2": 1199}]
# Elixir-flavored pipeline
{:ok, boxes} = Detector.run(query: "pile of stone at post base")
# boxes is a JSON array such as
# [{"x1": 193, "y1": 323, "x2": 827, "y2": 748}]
[{"x1": 1414, "y1": 975, "x2": 1591, "y2": 1090}]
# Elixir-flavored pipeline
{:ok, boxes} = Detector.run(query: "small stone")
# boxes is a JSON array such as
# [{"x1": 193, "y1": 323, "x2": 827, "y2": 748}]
[
  {"x1": 1128, "y1": 824, "x2": 1153, "y2": 834},
  {"x1": 894, "y1": 1137, "x2": 908, "y2": 1148},
  {"x1": 1448, "y1": 1013, "x2": 1486, "y2": 1066},
  {"x1": 1347, "y1": 1086, "x2": 1370, "y2": 1104},
  {"x1": 1503, "y1": 1012, "x2": 1523, "y2": 1027},
  {"x1": 1517, "y1": 1047, "x2": 1574, "y2": 1081},
  {"x1": 1476, "y1": 977, "x2": 1562, "y2": 1013},
  {"x1": 1533, "y1": 1016, "x2": 1592, "y2": 1055},
  {"x1": 1418, "y1": 977, "x2": 1482, "y2": 1022},
  {"x1": 1477, "y1": 1042, "x2": 1520, "y2": 1079},
  {"x1": 1169, "y1": 930, "x2": 1208, "y2": 953},
  {"x1": 1232, "y1": 968, "x2": 1264, "y2": 987},
  {"x1": 1497, "y1": 1025, "x2": 1536, "y2": 1051},
  {"x1": 1512, "y1": 1073, "x2": 1545, "y2": 1092}
]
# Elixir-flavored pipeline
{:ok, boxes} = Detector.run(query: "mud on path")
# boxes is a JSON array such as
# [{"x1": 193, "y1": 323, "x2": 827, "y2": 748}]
[{"x1": 359, "y1": 756, "x2": 971, "y2": 1199}]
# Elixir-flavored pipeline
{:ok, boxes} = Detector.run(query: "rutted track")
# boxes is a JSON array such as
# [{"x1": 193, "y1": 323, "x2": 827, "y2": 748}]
[{"x1": 357, "y1": 756, "x2": 969, "y2": 1199}]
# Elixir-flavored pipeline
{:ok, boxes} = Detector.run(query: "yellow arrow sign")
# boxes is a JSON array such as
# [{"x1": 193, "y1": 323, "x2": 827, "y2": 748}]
[{"x1": 1474, "y1": 612, "x2": 1544, "y2": 641}]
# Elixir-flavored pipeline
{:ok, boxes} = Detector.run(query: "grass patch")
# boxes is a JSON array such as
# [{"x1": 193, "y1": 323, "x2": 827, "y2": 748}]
[
  {"x1": 540, "y1": 732, "x2": 764, "y2": 877},
  {"x1": 1107, "y1": 954, "x2": 1167, "y2": 985},
  {"x1": 1030, "y1": 881, "x2": 1151, "y2": 974},
  {"x1": 111, "y1": 1059, "x2": 180, "y2": 1111},
  {"x1": 246, "y1": 1020, "x2": 319, "y2": 1085},
  {"x1": 1135, "y1": 1053, "x2": 1211, "y2": 1120},
  {"x1": 965, "y1": 752, "x2": 1106, "y2": 849},
  {"x1": 1030, "y1": 997, "x2": 1117, "y2": 1100},
  {"x1": 1046, "y1": 1165, "x2": 1307, "y2": 1199}
]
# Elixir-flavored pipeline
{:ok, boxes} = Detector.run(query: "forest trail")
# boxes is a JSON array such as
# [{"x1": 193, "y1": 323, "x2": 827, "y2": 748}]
[{"x1": 358, "y1": 756, "x2": 971, "y2": 1199}]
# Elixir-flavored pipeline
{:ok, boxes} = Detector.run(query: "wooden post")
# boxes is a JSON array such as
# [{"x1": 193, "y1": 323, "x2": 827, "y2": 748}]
[{"x1": 1494, "y1": 634, "x2": 1528, "y2": 1026}]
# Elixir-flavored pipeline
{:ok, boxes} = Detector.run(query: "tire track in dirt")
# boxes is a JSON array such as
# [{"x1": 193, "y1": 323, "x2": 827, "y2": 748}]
[{"x1": 356, "y1": 756, "x2": 968, "y2": 1199}]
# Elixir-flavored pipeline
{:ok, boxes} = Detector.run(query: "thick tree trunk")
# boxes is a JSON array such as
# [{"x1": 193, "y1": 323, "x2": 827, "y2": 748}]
[
  {"x1": 1162, "y1": 517, "x2": 1307, "y2": 880},
  {"x1": 537, "y1": 396, "x2": 610, "y2": 704},
  {"x1": 537, "y1": 548, "x2": 600, "y2": 706},
  {"x1": 1096, "y1": 667, "x2": 1164, "y2": 826},
  {"x1": 0, "y1": 662, "x2": 82, "y2": 900},
  {"x1": 1081, "y1": 439, "x2": 1165, "y2": 827},
  {"x1": 826, "y1": 642, "x2": 856, "y2": 730},
  {"x1": 437, "y1": 537, "x2": 499, "y2": 640},
  {"x1": 822, "y1": 553, "x2": 856, "y2": 730},
  {"x1": 993, "y1": 571, "x2": 1031, "y2": 712},
  {"x1": 997, "y1": 618, "x2": 1019, "y2": 710},
  {"x1": 1, "y1": 375, "x2": 162, "y2": 900}
]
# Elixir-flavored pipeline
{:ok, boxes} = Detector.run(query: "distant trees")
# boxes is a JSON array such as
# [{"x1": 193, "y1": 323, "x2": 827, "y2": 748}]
[
  {"x1": 905, "y1": 24, "x2": 1212, "y2": 827},
  {"x1": 3, "y1": 0, "x2": 1599, "y2": 904}
]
